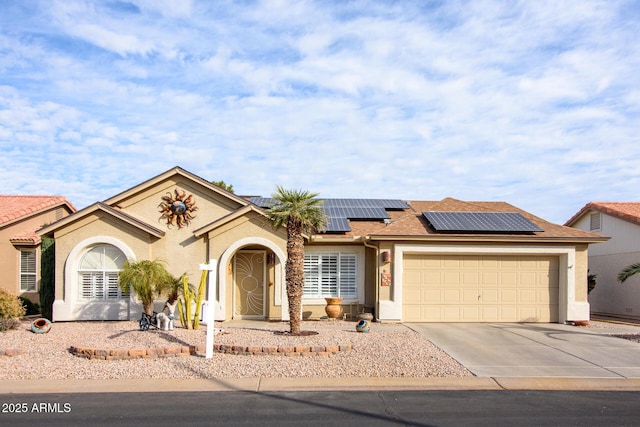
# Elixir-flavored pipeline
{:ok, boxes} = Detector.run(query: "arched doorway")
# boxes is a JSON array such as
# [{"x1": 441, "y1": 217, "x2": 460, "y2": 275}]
[
  {"x1": 218, "y1": 237, "x2": 287, "y2": 321},
  {"x1": 233, "y1": 250, "x2": 266, "y2": 318}
]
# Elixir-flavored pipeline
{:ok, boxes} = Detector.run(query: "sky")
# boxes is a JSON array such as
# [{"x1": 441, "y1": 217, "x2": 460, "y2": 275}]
[{"x1": 1, "y1": 0, "x2": 639, "y2": 224}]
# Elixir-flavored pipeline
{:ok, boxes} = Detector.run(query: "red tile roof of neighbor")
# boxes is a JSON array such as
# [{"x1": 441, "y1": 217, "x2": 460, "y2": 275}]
[
  {"x1": 565, "y1": 202, "x2": 640, "y2": 227},
  {"x1": 0, "y1": 195, "x2": 76, "y2": 245}
]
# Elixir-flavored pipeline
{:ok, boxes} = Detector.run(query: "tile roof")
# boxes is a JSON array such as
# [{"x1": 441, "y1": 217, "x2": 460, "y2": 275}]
[
  {"x1": 1, "y1": 195, "x2": 76, "y2": 245},
  {"x1": 565, "y1": 202, "x2": 640, "y2": 227},
  {"x1": 0, "y1": 195, "x2": 76, "y2": 226}
]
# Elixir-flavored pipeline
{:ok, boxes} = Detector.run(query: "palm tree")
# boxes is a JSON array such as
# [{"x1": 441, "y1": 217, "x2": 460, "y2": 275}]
[
  {"x1": 118, "y1": 259, "x2": 174, "y2": 315},
  {"x1": 266, "y1": 186, "x2": 326, "y2": 335},
  {"x1": 618, "y1": 262, "x2": 640, "y2": 283}
]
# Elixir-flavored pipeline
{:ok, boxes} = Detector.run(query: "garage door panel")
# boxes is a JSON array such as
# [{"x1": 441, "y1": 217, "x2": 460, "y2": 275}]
[
  {"x1": 443, "y1": 289, "x2": 461, "y2": 303},
  {"x1": 500, "y1": 289, "x2": 517, "y2": 303},
  {"x1": 461, "y1": 306, "x2": 479, "y2": 321},
  {"x1": 404, "y1": 270, "x2": 422, "y2": 285},
  {"x1": 481, "y1": 272, "x2": 499, "y2": 285},
  {"x1": 403, "y1": 254, "x2": 559, "y2": 322},
  {"x1": 481, "y1": 289, "x2": 498, "y2": 303},
  {"x1": 462, "y1": 271, "x2": 479, "y2": 285},
  {"x1": 443, "y1": 271, "x2": 461, "y2": 285},
  {"x1": 500, "y1": 271, "x2": 517, "y2": 285},
  {"x1": 462, "y1": 289, "x2": 479, "y2": 303},
  {"x1": 443, "y1": 306, "x2": 461, "y2": 320},
  {"x1": 404, "y1": 288, "x2": 423, "y2": 304}
]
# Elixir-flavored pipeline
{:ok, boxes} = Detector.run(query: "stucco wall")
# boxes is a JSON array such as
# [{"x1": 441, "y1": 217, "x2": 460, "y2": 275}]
[
  {"x1": 570, "y1": 212, "x2": 640, "y2": 319},
  {"x1": 0, "y1": 206, "x2": 72, "y2": 302}
]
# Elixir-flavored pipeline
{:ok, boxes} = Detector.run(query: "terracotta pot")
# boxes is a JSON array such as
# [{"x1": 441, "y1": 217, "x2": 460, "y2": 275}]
[{"x1": 324, "y1": 297, "x2": 343, "y2": 319}]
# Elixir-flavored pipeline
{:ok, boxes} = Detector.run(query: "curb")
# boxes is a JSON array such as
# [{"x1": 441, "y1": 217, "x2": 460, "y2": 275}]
[{"x1": 2, "y1": 377, "x2": 640, "y2": 394}]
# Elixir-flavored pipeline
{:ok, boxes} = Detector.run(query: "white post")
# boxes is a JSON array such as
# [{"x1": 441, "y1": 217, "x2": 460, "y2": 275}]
[{"x1": 200, "y1": 261, "x2": 217, "y2": 359}]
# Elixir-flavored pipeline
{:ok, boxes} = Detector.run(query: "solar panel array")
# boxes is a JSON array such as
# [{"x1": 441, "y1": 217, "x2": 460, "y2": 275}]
[
  {"x1": 249, "y1": 197, "x2": 409, "y2": 233},
  {"x1": 422, "y1": 211, "x2": 543, "y2": 233}
]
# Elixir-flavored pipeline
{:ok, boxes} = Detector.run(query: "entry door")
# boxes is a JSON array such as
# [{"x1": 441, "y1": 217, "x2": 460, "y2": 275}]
[{"x1": 234, "y1": 251, "x2": 266, "y2": 318}]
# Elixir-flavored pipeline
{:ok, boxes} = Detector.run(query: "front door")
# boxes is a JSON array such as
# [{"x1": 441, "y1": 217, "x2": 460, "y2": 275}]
[{"x1": 233, "y1": 250, "x2": 266, "y2": 318}]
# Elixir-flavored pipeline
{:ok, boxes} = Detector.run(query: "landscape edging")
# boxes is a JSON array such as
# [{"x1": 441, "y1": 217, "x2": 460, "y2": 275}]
[{"x1": 67, "y1": 343, "x2": 353, "y2": 359}]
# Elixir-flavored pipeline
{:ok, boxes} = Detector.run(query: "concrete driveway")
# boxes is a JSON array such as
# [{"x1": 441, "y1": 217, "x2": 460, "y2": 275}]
[{"x1": 407, "y1": 322, "x2": 640, "y2": 378}]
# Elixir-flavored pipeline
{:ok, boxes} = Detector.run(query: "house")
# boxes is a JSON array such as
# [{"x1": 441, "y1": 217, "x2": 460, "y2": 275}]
[
  {"x1": 37, "y1": 167, "x2": 605, "y2": 323},
  {"x1": 0, "y1": 195, "x2": 76, "y2": 303},
  {"x1": 566, "y1": 202, "x2": 640, "y2": 321}
]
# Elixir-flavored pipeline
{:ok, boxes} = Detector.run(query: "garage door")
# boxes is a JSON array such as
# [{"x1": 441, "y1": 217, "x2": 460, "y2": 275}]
[{"x1": 403, "y1": 254, "x2": 559, "y2": 322}]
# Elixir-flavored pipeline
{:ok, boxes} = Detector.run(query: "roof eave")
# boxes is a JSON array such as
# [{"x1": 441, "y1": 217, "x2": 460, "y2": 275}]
[
  {"x1": 364, "y1": 234, "x2": 610, "y2": 244},
  {"x1": 37, "y1": 203, "x2": 165, "y2": 238}
]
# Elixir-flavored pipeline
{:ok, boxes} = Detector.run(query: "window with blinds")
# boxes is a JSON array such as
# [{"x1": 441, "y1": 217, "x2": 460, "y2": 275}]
[
  {"x1": 78, "y1": 245, "x2": 128, "y2": 300},
  {"x1": 303, "y1": 252, "x2": 357, "y2": 298},
  {"x1": 20, "y1": 250, "x2": 37, "y2": 292}
]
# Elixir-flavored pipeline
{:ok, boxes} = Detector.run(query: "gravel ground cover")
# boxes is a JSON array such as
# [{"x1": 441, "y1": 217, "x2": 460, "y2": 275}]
[
  {"x1": 0, "y1": 320, "x2": 472, "y2": 380},
  {"x1": 2, "y1": 319, "x2": 638, "y2": 381}
]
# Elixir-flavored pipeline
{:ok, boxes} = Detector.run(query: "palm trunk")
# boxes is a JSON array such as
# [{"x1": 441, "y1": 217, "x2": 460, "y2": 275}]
[{"x1": 286, "y1": 220, "x2": 305, "y2": 335}]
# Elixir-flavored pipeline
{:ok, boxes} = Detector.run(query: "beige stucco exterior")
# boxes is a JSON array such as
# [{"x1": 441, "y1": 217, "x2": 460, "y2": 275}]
[
  {"x1": 38, "y1": 167, "x2": 603, "y2": 325},
  {"x1": 0, "y1": 200, "x2": 74, "y2": 304}
]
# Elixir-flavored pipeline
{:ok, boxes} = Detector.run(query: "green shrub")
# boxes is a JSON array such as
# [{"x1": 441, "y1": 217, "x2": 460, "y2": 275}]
[
  {"x1": 0, "y1": 289, "x2": 26, "y2": 332},
  {"x1": 19, "y1": 296, "x2": 41, "y2": 315}
]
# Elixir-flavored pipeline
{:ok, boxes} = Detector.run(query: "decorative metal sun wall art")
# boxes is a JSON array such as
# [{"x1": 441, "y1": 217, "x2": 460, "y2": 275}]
[{"x1": 159, "y1": 189, "x2": 198, "y2": 228}]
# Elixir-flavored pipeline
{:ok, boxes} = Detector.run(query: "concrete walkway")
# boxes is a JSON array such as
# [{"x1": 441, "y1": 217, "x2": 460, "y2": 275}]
[{"x1": 407, "y1": 322, "x2": 640, "y2": 378}]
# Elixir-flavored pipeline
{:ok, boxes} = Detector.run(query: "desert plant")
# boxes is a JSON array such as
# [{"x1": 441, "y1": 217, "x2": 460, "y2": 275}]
[
  {"x1": 0, "y1": 289, "x2": 26, "y2": 332},
  {"x1": 118, "y1": 259, "x2": 174, "y2": 315},
  {"x1": 265, "y1": 186, "x2": 326, "y2": 335},
  {"x1": 176, "y1": 270, "x2": 208, "y2": 330}
]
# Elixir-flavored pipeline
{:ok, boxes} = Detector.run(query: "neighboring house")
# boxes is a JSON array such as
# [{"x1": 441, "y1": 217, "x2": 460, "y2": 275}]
[
  {"x1": 0, "y1": 195, "x2": 76, "y2": 303},
  {"x1": 38, "y1": 167, "x2": 604, "y2": 323},
  {"x1": 566, "y1": 202, "x2": 640, "y2": 321}
]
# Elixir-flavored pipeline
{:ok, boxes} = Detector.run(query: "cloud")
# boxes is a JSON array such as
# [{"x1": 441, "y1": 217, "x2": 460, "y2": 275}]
[{"x1": 0, "y1": 0, "x2": 638, "y2": 224}]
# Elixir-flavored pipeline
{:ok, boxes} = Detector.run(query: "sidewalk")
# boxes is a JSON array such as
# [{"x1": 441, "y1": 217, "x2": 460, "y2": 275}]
[{"x1": 3, "y1": 376, "x2": 640, "y2": 394}]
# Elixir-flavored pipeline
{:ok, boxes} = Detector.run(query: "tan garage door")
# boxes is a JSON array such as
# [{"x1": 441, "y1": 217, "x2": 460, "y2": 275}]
[{"x1": 403, "y1": 254, "x2": 559, "y2": 322}]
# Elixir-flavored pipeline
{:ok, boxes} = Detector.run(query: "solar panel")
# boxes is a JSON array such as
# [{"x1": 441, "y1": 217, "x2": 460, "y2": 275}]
[
  {"x1": 324, "y1": 217, "x2": 351, "y2": 232},
  {"x1": 249, "y1": 197, "x2": 276, "y2": 208},
  {"x1": 324, "y1": 206, "x2": 390, "y2": 219},
  {"x1": 422, "y1": 212, "x2": 543, "y2": 233},
  {"x1": 249, "y1": 197, "x2": 409, "y2": 233},
  {"x1": 323, "y1": 199, "x2": 409, "y2": 210}
]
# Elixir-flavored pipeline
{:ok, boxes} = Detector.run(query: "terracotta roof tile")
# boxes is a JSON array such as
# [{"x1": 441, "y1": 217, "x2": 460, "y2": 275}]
[
  {"x1": 0, "y1": 195, "x2": 76, "y2": 226},
  {"x1": 565, "y1": 202, "x2": 640, "y2": 226},
  {"x1": 9, "y1": 230, "x2": 41, "y2": 245}
]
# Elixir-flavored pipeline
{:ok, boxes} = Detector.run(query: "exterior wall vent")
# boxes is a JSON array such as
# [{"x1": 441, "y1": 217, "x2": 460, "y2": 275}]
[{"x1": 589, "y1": 212, "x2": 601, "y2": 231}]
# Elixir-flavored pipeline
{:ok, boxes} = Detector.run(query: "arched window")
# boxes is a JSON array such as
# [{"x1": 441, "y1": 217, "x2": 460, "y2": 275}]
[{"x1": 78, "y1": 245, "x2": 128, "y2": 300}]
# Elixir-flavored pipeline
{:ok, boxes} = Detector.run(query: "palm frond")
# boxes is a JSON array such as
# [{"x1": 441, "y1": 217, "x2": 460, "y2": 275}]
[{"x1": 618, "y1": 262, "x2": 640, "y2": 283}]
